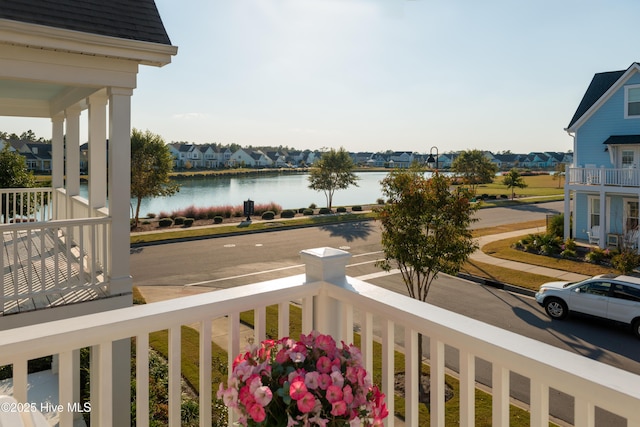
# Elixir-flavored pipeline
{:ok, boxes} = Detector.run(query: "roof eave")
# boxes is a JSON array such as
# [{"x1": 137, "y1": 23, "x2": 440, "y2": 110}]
[
  {"x1": 567, "y1": 63, "x2": 640, "y2": 133},
  {"x1": 0, "y1": 19, "x2": 177, "y2": 67}
]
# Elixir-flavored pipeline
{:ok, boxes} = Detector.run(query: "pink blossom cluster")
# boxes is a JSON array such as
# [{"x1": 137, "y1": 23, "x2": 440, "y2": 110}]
[{"x1": 217, "y1": 331, "x2": 389, "y2": 426}]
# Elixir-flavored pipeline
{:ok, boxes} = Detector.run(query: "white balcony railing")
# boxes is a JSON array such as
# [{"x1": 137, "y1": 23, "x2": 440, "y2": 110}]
[
  {"x1": 569, "y1": 167, "x2": 640, "y2": 187},
  {"x1": 1, "y1": 217, "x2": 111, "y2": 315},
  {"x1": 0, "y1": 248, "x2": 639, "y2": 427},
  {"x1": 0, "y1": 188, "x2": 53, "y2": 224}
]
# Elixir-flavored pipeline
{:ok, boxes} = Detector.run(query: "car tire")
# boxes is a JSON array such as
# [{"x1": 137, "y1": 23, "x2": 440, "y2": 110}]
[
  {"x1": 633, "y1": 319, "x2": 640, "y2": 339},
  {"x1": 544, "y1": 298, "x2": 568, "y2": 320}
]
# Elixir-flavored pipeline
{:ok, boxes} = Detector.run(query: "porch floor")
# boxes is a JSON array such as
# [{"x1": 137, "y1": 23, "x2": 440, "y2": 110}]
[{"x1": 1, "y1": 229, "x2": 107, "y2": 316}]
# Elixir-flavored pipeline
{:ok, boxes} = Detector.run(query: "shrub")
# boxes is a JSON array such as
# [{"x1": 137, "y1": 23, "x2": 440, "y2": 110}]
[
  {"x1": 563, "y1": 238, "x2": 577, "y2": 251},
  {"x1": 303, "y1": 208, "x2": 314, "y2": 216},
  {"x1": 298, "y1": 208, "x2": 306, "y2": 214},
  {"x1": 500, "y1": 194, "x2": 508, "y2": 199},
  {"x1": 547, "y1": 213, "x2": 564, "y2": 238},
  {"x1": 213, "y1": 216, "x2": 224, "y2": 224},
  {"x1": 255, "y1": 202, "x2": 282, "y2": 216},
  {"x1": 280, "y1": 210, "x2": 295, "y2": 219},
  {"x1": 142, "y1": 220, "x2": 151, "y2": 225},
  {"x1": 585, "y1": 247, "x2": 607, "y2": 264},
  {"x1": 318, "y1": 207, "x2": 332, "y2": 214},
  {"x1": 174, "y1": 216, "x2": 186, "y2": 225},
  {"x1": 336, "y1": 206, "x2": 347, "y2": 213},
  {"x1": 158, "y1": 218, "x2": 173, "y2": 227},
  {"x1": 309, "y1": 203, "x2": 317, "y2": 209},
  {"x1": 146, "y1": 213, "x2": 156, "y2": 219},
  {"x1": 560, "y1": 249, "x2": 577, "y2": 259},
  {"x1": 183, "y1": 218, "x2": 194, "y2": 227},
  {"x1": 376, "y1": 198, "x2": 385, "y2": 205},
  {"x1": 612, "y1": 251, "x2": 640, "y2": 275},
  {"x1": 351, "y1": 205, "x2": 363, "y2": 211},
  {"x1": 261, "y1": 211, "x2": 275, "y2": 220}
]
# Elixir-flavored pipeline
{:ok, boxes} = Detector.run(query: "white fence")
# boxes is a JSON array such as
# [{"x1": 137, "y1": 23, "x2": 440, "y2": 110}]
[
  {"x1": 0, "y1": 248, "x2": 638, "y2": 427},
  {"x1": 0, "y1": 188, "x2": 53, "y2": 223},
  {"x1": 569, "y1": 167, "x2": 640, "y2": 187},
  {"x1": 0, "y1": 217, "x2": 110, "y2": 314}
]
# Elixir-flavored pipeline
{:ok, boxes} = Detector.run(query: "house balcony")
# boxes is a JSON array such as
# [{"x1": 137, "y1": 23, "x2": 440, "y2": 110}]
[
  {"x1": 0, "y1": 248, "x2": 638, "y2": 427},
  {"x1": 568, "y1": 166, "x2": 640, "y2": 191},
  {"x1": 1, "y1": 187, "x2": 112, "y2": 318}
]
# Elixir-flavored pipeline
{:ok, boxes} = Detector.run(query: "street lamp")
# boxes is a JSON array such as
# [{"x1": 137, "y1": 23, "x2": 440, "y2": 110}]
[{"x1": 426, "y1": 146, "x2": 439, "y2": 170}]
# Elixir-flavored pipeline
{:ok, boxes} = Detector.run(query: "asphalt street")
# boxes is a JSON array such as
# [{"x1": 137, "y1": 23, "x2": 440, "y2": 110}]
[{"x1": 130, "y1": 201, "x2": 637, "y2": 426}]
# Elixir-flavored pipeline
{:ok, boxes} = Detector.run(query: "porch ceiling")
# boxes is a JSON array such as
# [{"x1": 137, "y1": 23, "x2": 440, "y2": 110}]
[{"x1": 0, "y1": 79, "x2": 99, "y2": 118}]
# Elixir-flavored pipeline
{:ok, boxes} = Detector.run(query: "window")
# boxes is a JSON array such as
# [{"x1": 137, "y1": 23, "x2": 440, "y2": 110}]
[
  {"x1": 625, "y1": 200, "x2": 639, "y2": 231},
  {"x1": 622, "y1": 150, "x2": 635, "y2": 168},
  {"x1": 612, "y1": 284, "x2": 640, "y2": 302},
  {"x1": 589, "y1": 197, "x2": 600, "y2": 228},
  {"x1": 579, "y1": 281, "x2": 611, "y2": 296},
  {"x1": 626, "y1": 86, "x2": 640, "y2": 117}
]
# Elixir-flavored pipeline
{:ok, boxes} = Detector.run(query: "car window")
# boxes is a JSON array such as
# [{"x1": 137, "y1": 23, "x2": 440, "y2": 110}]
[
  {"x1": 611, "y1": 284, "x2": 640, "y2": 302},
  {"x1": 578, "y1": 281, "x2": 611, "y2": 296}
]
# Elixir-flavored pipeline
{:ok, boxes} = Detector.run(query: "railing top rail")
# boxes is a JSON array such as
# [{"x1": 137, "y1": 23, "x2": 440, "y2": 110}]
[
  {"x1": 0, "y1": 215, "x2": 111, "y2": 230},
  {"x1": 0, "y1": 187, "x2": 53, "y2": 193},
  {"x1": 0, "y1": 274, "x2": 315, "y2": 364}
]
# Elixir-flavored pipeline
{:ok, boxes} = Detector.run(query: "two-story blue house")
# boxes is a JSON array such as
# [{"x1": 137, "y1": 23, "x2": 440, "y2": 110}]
[{"x1": 564, "y1": 62, "x2": 640, "y2": 249}]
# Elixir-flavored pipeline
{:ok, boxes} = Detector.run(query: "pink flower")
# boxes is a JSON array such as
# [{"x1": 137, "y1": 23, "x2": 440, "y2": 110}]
[
  {"x1": 247, "y1": 402, "x2": 266, "y2": 422},
  {"x1": 254, "y1": 385, "x2": 272, "y2": 407},
  {"x1": 326, "y1": 385, "x2": 343, "y2": 403},
  {"x1": 305, "y1": 371, "x2": 320, "y2": 390},
  {"x1": 330, "y1": 371, "x2": 344, "y2": 388},
  {"x1": 317, "y1": 373, "x2": 332, "y2": 390},
  {"x1": 296, "y1": 391, "x2": 316, "y2": 413},
  {"x1": 316, "y1": 355, "x2": 332, "y2": 374},
  {"x1": 330, "y1": 400, "x2": 347, "y2": 416},
  {"x1": 290, "y1": 377, "x2": 308, "y2": 400},
  {"x1": 315, "y1": 334, "x2": 337, "y2": 354},
  {"x1": 343, "y1": 384, "x2": 354, "y2": 405}
]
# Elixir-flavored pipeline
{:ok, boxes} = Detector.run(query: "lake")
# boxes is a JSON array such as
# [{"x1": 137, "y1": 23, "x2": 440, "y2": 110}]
[{"x1": 82, "y1": 171, "x2": 394, "y2": 218}]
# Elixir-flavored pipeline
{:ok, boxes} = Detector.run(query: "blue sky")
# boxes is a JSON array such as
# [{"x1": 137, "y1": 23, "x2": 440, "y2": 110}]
[{"x1": 2, "y1": 0, "x2": 640, "y2": 153}]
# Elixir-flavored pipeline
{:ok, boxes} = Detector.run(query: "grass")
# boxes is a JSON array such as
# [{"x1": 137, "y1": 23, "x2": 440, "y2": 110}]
[
  {"x1": 130, "y1": 211, "x2": 377, "y2": 244},
  {"x1": 135, "y1": 290, "x2": 542, "y2": 427},
  {"x1": 471, "y1": 174, "x2": 565, "y2": 198}
]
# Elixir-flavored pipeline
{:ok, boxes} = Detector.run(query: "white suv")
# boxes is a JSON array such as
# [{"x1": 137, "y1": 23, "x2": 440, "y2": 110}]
[{"x1": 535, "y1": 274, "x2": 640, "y2": 338}]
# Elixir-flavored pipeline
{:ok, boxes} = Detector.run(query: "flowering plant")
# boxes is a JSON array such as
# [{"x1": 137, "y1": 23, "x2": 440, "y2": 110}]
[{"x1": 217, "y1": 331, "x2": 389, "y2": 426}]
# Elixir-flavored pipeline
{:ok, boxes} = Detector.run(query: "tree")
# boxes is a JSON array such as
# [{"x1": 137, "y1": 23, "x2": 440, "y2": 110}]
[
  {"x1": 502, "y1": 168, "x2": 528, "y2": 199},
  {"x1": 553, "y1": 163, "x2": 566, "y2": 188},
  {"x1": 0, "y1": 144, "x2": 38, "y2": 222},
  {"x1": 451, "y1": 149, "x2": 498, "y2": 194},
  {"x1": 307, "y1": 147, "x2": 358, "y2": 210},
  {"x1": 376, "y1": 165, "x2": 478, "y2": 397},
  {"x1": 131, "y1": 129, "x2": 180, "y2": 228}
]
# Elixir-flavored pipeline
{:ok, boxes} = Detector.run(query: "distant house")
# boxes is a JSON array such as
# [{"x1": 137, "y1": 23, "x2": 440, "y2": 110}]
[
  {"x1": 564, "y1": 62, "x2": 640, "y2": 248},
  {"x1": 229, "y1": 148, "x2": 256, "y2": 167},
  {"x1": 388, "y1": 151, "x2": 414, "y2": 168}
]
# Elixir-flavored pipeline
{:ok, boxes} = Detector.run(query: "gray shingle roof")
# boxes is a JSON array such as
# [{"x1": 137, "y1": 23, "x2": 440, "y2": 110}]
[
  {"x1": 0, "y1": 0, "x2": 172, "y2": 45},
  {"x1": 566, "y1": 66, "x2": 636, "y2": 129}
]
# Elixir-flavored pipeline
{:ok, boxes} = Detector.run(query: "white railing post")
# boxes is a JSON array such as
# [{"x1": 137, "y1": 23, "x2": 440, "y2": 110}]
[{"x1": 299, "y1": 247, "x2": 351, "y2": 340}]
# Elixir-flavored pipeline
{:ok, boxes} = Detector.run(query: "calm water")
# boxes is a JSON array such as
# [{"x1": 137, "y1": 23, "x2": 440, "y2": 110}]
[{"x1": 82, "y1": 171, "x2": 392, "y2": 217}]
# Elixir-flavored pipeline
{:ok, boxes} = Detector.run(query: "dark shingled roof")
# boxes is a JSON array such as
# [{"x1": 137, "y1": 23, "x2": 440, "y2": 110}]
[
  {"x1": 0, "y1": 0, "x2": 172, "y2": 45},
  {"x1": 603, "y1": 135, "x2": 640, "y2": 145},
  {"x1": 566, "y1": 69, "x2": 626, "y2": 129}
]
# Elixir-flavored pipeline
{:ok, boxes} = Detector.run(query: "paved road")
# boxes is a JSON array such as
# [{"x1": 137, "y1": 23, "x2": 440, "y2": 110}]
[{"x1": 130, "y1": 201, "x2": 636, "y2": 425}]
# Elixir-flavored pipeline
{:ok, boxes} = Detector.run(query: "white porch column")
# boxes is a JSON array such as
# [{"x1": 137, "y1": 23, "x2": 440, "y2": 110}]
[
  {"x1": 87, "y1": 92, "x2": 108, "y2": 212},
  {"x1": 107, "y1": 87, "x2": 133, "y2": 427},
  {"x1": 300, "y1": 247, "x2": 352, "y2": 342},
  {"x1": 107, "y1": 87, "x2": 132, "y2": 295},
  {"x1": 51, "y1": 113, "x2": 65, "y2": 220},
  {"x1": 564, "y1": 184, "x2": 571, "y2": 240},
  {"x1": 64, "y1": 105, "x2": 82, "y2": 197},
  {"x1": 51, "y1": 114, "x2": 65, "y2": 189},
  {"x1": 599, "y1": 190, "x2": 606, "y2": 248}
]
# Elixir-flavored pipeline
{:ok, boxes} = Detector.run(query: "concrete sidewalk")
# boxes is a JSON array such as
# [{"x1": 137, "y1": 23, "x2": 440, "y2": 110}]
[{"x1": 471, "y1": 227, "x2": 590, "y2": 283}]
